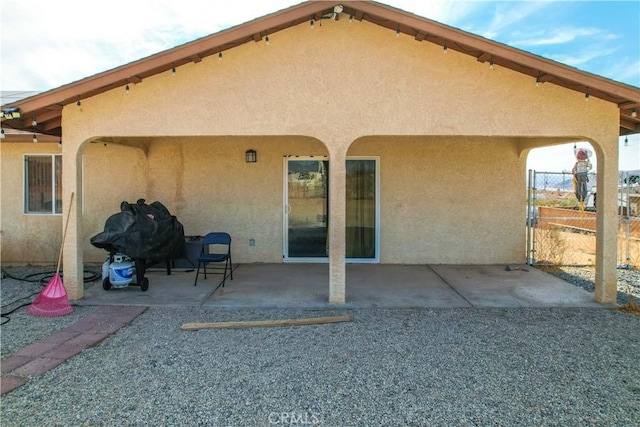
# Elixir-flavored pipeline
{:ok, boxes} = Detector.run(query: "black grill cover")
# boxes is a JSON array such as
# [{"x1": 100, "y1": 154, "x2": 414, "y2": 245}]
[{"x1": 90, "y1": 199, "x2": 185, "y2": 262}]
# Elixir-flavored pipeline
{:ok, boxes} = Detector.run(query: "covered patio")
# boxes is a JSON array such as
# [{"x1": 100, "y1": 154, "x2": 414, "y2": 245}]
[
  {"x1": 2, "y1": 1, "x2": 637, "y2": 307},
  {"x1": 78, "y1": 264, "x2": 606, "y2": 309}
]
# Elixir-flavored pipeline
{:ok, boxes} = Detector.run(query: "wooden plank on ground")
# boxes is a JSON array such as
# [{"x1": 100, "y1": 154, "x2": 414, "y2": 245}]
[{"x1": 181, "y1": 315, "x2": 350, "y2": 331}]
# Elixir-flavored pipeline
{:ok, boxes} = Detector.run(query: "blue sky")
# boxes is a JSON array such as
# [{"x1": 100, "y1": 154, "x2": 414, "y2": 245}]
[{"x1": 1, "y1": 0, "x2": 638, "y2": 170}]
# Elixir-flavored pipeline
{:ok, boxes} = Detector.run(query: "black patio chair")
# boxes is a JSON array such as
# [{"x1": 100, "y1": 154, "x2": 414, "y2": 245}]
[{"x1": 193, "y1": 232, "x2": 233, "y2": 288}]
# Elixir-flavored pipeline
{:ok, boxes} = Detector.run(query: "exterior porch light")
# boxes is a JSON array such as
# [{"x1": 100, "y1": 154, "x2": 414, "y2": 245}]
[
  {"x1": 32, "y1": 134, "x2": 38, "y2": 143},
  {"x1": 219, "y1": 51, "x2": 223, "y2": 60},
  {"x1": 632, "y1": 107, "x2": 637, "y2": 118},
  {"x1": 245, "y1": 149, "x2": 257, "y2": 163},
  {"x1": 585, "y1": 88, "x2": 590, "y2": 100},
  {"x1": 125, "y1": 84, "x2": 130, "y2": 94},
  {"x1": 32, "y1": 116, "x2": 37, "y2": 126},
  {"x1": 0, "y1": 128, "x2": 5, "y2": 139},
  {"x1": 624, "y1": 136, "x2": 629, "y2": 147}
]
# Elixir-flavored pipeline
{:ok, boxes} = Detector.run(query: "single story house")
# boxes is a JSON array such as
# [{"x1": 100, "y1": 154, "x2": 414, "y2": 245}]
[{"x1": 1, "y1": 1, "x2": 639, "y2": 304}]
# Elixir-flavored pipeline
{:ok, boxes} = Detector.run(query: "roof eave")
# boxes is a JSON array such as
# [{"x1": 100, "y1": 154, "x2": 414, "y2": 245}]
[{"x1": 2, "y1": 0, "x2": 639, "y2": 136}]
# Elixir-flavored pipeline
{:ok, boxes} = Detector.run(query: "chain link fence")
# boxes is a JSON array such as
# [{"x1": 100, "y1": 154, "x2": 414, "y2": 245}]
[{"x1": 526, "y1": 170, "x2": 640, "y2": 269}]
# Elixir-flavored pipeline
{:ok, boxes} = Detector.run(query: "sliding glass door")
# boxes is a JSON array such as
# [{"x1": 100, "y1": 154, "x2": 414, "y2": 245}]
[
  {"x1": 346, "y1": 158, "x2": 378, "y2": 261},
  {"x1": 284, "y1": 157, "x2": 378, "y2": 262},
  {"x1": 284, "y1": 159, "x2": 329, "y2": 261}
]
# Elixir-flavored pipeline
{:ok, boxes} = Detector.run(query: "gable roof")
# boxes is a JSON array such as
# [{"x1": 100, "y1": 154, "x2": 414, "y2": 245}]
[{"x1": 1, "y1": 0, "x2": 639, "y2": 139}]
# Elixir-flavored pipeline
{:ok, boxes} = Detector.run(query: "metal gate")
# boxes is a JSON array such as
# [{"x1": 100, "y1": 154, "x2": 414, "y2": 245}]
[{"x1": 527, "y1": 170, "x2": 640, "y2": 268}]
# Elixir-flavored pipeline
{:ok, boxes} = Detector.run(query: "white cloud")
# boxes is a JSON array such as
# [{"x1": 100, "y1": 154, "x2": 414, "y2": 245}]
[
  {"x1": 0, "y1": 0, "x2": 302, "y2": 90},
  {"x1": 485, "y1": 1, "x2": 551, "y2": 33},
  {"x1": 385, "y1": 0, "x2": 483, "y2": 24},
  {"x1": 1, "y1": 0, "x2": 483, "y2": 90},
  {"x1": 601, "y1": 58, "x2": 640, "y2": 86},
  {"x1": 549, "y1": 49, "x2": 608, "y2": 68},
  {"x1": 1, "y1": 0, "x2": 638, "y2": 90},
  {"x1": 510, "y1": 27, "x2": 602, "y2": 47}
]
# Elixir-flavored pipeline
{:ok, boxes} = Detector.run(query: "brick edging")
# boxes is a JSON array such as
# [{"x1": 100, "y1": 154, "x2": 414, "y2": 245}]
[{"x1": 1, "y1": 305, "x2": 147, "y2": 396}]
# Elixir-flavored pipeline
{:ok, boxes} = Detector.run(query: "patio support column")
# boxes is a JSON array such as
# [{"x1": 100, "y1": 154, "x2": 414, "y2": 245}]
[
  {"x1": 594, "y1": 138, "x2": 618, "y2": 304},
  {"x1": 61, "y1": 140, "x2": 84, "y2": 300},
  {"x1": 328, "y1": 145, "x2": 347, "y2": 304}
]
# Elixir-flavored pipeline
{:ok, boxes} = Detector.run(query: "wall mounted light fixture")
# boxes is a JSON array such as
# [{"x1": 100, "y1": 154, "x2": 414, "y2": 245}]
[
  {"x1": 32, "y1": 134, "x2": 38, "y2": 143},
  {"x1": 245, "y1": 149, "x2": 257, "y2": 163},
  {"x1": 0, "y1": 128, "x2": 5, "y2": 139}
]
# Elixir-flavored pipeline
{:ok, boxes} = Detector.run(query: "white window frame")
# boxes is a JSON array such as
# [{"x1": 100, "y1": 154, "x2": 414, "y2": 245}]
[
  {"x1": 23, "y1": 154, "x2": 62, "y2": 215},
  {"x1": 282, "y1": 156, "x2": 380, "y2": 263}
]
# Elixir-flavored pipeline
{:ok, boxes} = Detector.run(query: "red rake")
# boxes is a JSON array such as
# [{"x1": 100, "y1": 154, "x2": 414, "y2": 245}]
[{"x1": 27, "y1": 192, "x2": 75, "y2": 317}]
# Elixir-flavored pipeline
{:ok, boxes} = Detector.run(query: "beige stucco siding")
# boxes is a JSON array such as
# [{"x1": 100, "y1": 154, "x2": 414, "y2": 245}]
[
  {"x1": 2, "y1": 15, "x2": 621, "y2": 302},
  {"x1": 81, "y1": 143, "x2": 148, "y2": 262},
  {"x1": 59, "y1": 19, "x2": 616, "y2": 268},
  {"x1": 74, "y1": 134, "x2": 523, "y2": 265},
  {"x1": 0, "y1": 143, "x2": 62, "y2": 263},
  {"x1": 146, "y1": 136, "x2": 326, "y2": 263},
  {"x1": 0, "y1": 142, "x2": 147, "y2": 264},
  {"x1": 350, "y1": 136, "x2": 524, "y2": 263},
  {"x1": 61, "y1": 19, "x2": 618, "y2": 142}
]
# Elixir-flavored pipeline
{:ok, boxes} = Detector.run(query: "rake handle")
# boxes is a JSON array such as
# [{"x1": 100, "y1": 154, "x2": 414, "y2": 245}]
[{"x1": 56, "y1": 192, "x2": 75, "y2": 275}]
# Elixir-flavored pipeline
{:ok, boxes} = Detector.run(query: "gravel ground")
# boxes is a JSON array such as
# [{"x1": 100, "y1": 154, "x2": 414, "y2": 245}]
[
  {"x1": 1, "y1": 266, "x2": 639, "y2": 426},
  {"x1": 546, "y1": 266, "x2": 640, "y2": 306}
]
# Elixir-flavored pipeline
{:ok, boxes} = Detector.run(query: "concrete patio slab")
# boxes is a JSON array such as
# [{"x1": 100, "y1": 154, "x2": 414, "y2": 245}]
[
  {"x1": 430, "y1": 264, "x2": 606, "y2": 307},
  {"x1": 77, "y1": 264, "x2": 609, "y2": 309},
  {"x1": 203, "y1": 263, "x2": 331, "y2": 308},
  {"x1": 80, "y1": 268, "x2": 215, "y2": 307},
  {"x1": 344, "y1": 264, "x2": 471, "y2": 308}
]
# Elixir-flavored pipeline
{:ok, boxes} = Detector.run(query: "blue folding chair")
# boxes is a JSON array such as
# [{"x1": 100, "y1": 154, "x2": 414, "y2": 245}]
[{"x1": 193, "y1": 232, "x2": 232, "y2": 288}]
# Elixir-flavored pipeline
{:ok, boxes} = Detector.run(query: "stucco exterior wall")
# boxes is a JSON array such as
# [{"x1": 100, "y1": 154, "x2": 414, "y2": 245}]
[
  {"x1": 82, "y1": 143, "x2": 149, "y2": 262},
  {"x1": 0, "y1": 142, "x2": 147, "y2": 264},
  {"x1": 61, "y1": 19, "x2": 618, "y2": 142},
  {"x1": 0, "y1": 143, "x2": 62, "y2": 264},
  {"x1": 4, "y1": 16, "x2": 619, "y2": 274},
  {"x1": 146, "y1": 136, "x2": 326, "y2": 263},
  {"x1": 349, "y1": 136, "x2": 524, "y2": 263},
  {"x1": 73, "y1": 134, "x2": 522, "y2": 265}
]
